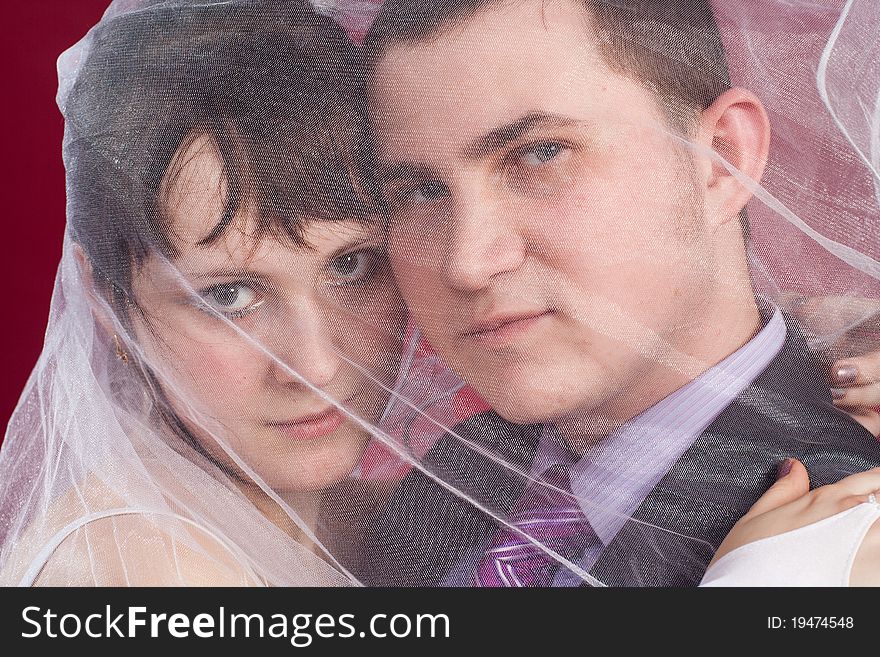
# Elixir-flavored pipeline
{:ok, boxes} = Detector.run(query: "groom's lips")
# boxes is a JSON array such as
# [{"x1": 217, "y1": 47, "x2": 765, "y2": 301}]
[{"x1": 462, "y1": 310, "x2": 554, "y2": 347}]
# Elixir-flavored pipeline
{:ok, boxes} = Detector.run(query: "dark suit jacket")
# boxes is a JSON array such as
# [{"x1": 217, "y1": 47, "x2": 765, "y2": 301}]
[{"x1": 362, "y1": 320, "x2": 880, "y2": 586}]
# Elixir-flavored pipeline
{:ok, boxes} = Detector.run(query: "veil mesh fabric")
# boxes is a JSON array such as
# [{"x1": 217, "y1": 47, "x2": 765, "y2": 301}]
[{"x1": 1, "y1": 0, "x2": 879, "y2": 587}]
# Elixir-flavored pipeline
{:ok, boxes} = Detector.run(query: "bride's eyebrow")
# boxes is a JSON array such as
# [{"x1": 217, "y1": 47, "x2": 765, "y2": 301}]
[{"x1": 182, "y1": 267, "x2": 267, "y2": 282}]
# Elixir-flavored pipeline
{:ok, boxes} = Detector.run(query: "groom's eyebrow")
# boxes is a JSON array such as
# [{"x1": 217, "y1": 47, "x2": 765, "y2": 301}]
[
  {"x1": 378, "y1": 112, "x2": 585, "y2": 182},
  {"x1": 462, "y1": 112, "x2": 583, "y2": 159},
  {"x1": 379, "y1": 161, "x2": 436, "y2": 185}
]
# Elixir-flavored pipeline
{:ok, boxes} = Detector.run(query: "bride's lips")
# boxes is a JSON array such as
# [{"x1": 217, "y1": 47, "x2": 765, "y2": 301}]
[
  {"x1": 268, "y1": 406, "x2": 345, "y2": 441},
  {"x1": 462, "y1": 310, "x2": 554, "y2": 347}
]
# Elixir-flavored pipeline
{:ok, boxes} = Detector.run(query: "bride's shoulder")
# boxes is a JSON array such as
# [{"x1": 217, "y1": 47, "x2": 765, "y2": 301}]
[
  {"x1": 3, "y1": 477, "x2": 260, "y2": 587},
  {"x1": 34, "y1": 511, "x2": 259, "y2": 586}
]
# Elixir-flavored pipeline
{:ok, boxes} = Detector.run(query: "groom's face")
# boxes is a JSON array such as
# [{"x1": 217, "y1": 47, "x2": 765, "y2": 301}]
[{"x1": 371, "y1": 0, "x2": 718, "y2": 426}]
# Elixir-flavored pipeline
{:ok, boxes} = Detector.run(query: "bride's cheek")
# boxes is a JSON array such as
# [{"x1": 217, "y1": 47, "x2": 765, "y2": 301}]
[{"x1": 173, "y1": 340, "x2": 264, "y2": 415}]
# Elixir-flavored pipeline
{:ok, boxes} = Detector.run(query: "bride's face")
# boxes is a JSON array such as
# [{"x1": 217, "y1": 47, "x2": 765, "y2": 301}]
[{"x1": 129, "y1": 135, "x2": 406, "y2": 493}]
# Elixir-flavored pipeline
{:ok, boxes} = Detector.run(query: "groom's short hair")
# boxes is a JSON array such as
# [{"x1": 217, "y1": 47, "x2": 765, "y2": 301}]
[{"x1": 364, "y1": 0, "x2": 732, "y2": 132}]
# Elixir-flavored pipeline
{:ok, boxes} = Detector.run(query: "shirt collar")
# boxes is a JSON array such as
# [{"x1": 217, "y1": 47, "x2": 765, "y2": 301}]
[{"x1": 532, "y1": 303, "x2": 787, "y2": 546}]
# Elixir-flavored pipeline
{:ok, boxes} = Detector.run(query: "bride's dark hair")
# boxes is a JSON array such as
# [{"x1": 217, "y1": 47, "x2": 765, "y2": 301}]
[{"x1": 65, "y1": 0, "x2": 381, "y2": 317}]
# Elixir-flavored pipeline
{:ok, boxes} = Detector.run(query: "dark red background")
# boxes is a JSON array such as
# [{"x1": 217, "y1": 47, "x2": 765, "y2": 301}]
[{"x1": 2, "y1": 1, "x2": 111, "y2": 440}]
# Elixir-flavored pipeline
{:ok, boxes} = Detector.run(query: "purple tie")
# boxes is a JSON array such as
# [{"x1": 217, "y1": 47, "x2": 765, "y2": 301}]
[{"x1": 476, "y1": 464, "x2": 596, "y2": 587}]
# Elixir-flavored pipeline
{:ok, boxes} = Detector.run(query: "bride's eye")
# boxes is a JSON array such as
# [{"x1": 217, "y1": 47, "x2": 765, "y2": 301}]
[
  {"x1": 328, "y1": 248, "x2": 383, "y2": 285},
  {"x1": 199, "y1": 282, "x2": 261, "y2": 318}
]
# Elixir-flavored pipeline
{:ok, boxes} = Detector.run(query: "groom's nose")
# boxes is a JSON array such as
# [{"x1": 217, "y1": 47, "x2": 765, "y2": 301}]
[{"x1": 445, "y1": 191, "x2": 525, "y2": 292}]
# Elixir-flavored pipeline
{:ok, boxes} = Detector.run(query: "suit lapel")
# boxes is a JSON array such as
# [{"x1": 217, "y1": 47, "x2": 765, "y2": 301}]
[
  {"x1": 589, "y1": 317, "x2": 867, "y2": 586},
  {"x1": 399, "y1": 411, "x2": 541, "y2": 586}
]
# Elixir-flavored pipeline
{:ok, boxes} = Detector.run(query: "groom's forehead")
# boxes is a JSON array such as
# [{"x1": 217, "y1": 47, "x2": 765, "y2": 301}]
[
  {"x1": 365, "y1": 0, "x2": 731, "y2": 141},
  {"x1": 368, "y1": 6, "x2": 615, "y2": 152},
  {"x1": 368, "y1": 54, "x2": 657, "y2": 172},
  {"x1": 369, "y1": 0, "x2": 597, "y2": 79}
]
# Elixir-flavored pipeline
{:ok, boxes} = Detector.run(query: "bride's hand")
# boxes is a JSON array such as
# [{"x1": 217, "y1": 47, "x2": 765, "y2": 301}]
[
  {"x1": 830, "y1": 349, "x2": 880, "y2": 436},
  {"x1": 789, "y1": 295, "x2": 880, "y2": 436},
  {"x1": 710, "y1": 460, "x2": 880, "y2": 586}
]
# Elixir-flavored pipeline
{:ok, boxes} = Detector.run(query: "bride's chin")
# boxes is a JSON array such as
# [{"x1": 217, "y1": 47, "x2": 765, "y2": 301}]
[{"x1": 266, "y1": 431, "x2": 371, "y2": 495}]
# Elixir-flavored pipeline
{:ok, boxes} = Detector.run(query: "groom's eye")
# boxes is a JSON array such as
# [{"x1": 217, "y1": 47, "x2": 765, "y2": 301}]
[
  {"x1": 505, "y1": 140, "x2": 576, "y2": 194},
  {"x1": 399, "y1": 180, "x2": 449, "y2": 206},
  {"x1": 519, "y1": 141, "x2": 568, "y2": 166},
  {"x1": 327, "y1": 247, "x2": 385, "y2": 286}
]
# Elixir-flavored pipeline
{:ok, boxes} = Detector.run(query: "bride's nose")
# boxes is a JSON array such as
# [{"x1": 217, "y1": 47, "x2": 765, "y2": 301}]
[{"x1": 264, "y1": 301, "x2": 342, "y2": 390}]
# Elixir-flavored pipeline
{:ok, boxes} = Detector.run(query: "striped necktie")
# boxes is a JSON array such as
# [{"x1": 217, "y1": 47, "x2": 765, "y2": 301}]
[{"x1": 476, "y1": 464, "x2": 596, "y2": 587}]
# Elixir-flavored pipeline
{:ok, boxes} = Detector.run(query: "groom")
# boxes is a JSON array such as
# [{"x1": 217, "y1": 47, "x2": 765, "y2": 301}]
[{"x1": 359, "y1": 0, "x2": 880, "y2": 585}]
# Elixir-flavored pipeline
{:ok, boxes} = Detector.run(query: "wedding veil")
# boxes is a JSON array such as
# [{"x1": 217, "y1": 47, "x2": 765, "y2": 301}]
[{"x1": 1, "y1": 0, "x2": 879, "y2": 587}]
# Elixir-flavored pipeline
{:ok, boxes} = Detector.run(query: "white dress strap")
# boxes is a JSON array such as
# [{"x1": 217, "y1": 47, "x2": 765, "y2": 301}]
[
  {"x1": 18, "y1": 508, "x2": 264, "y2": 587},
  {"x1": 700, "y1": 501, "x2": 880, "y2": 587}
]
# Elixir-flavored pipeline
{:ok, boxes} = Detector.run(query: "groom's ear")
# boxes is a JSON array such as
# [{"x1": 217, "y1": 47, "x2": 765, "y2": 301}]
[{"x1": 695, "y1": 87, "x2": 771, "y2": 230}]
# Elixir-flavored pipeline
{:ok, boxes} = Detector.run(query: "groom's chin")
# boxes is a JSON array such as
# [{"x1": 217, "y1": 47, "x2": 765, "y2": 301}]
[
  {"x1": 478, "y1": 382, "x2": 599, "y2": 427},
  {"x1": 453, "y1": 358, "x2": 606, "y2": 426}
]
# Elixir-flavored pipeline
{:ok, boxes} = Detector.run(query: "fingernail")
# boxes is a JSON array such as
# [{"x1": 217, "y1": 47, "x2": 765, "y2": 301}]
[
  {"x1": 834, "y1": 364, "x2": 859, "y2": 385},
  {"x1": 831, "y1": 387, "x2": 846, "y2": 401},
  {"x1": 776, "y1": 459, "x2": 793, "y2": 480}
]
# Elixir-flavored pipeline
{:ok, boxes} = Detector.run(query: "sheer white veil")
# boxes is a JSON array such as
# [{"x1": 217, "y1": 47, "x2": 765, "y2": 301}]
[{"x1": 2, "y1": 0, "x2": 879, "y2": 588}]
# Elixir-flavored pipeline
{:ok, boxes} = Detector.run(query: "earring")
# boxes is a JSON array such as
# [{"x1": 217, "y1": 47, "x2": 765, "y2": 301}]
[{"x1": 113, "y1": 334, "x2": 129, "y2": 364}]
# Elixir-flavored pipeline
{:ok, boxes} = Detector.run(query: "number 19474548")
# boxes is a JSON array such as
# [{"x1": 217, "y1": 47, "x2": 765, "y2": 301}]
[{"x1": 768, "y1": 617, "x2": 854, "y2": 629}]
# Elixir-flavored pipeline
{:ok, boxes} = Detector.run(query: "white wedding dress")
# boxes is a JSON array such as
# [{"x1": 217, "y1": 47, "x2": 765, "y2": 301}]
[{"x1": 701, "y1": 501, "x2": 880, "y2": 586}]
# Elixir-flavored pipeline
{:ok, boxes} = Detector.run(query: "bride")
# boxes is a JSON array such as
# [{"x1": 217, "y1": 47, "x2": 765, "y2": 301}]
[{"x1": 0, "y1": 0, "x2": 419, "y2": 586}]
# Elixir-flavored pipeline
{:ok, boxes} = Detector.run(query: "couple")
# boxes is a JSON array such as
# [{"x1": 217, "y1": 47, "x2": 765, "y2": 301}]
[{"x1": 1, "y1": 0, "x2": 879, "y2": 587}]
